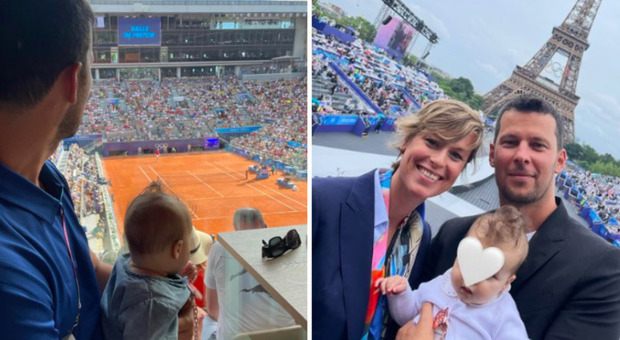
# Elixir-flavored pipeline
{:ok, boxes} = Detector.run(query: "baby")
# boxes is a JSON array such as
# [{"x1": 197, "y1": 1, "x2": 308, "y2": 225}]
[
  {"x1": 376, "y1": 205, "x2": 530, "y2": 339},
  {"x1": 101, "y1": 182, "x2": 203, "y2": 339}
]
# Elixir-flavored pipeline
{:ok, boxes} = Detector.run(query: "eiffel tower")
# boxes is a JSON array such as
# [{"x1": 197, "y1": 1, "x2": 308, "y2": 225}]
[{"x1": 482, "y1": 0, "x2": 603, "y2": 143}]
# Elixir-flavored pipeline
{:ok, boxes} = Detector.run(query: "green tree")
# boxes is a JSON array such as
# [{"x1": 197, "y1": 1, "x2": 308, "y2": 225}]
[
  {"x1": 563, "y1": 141, "x2": 620, "y2": 177},
  {"x1": 450, "y1": 77, "x2": 474, "y2": 98},
  {"x1": 600, "y1": 153, "x2": 615, "y2": 164},
  {"x1": 403, "y1": 54, "x2": 418, "y2": 67},
  {"x1": 312, "y1": 0, "x2": 326, "y2": 18},
  {"x1": 430, "y1": 72, "x2": 483, "y2": 109},
  {"x1": 582, "y1": 145, "x2": 599, "y2": 165},
  {"x1": 469, "y1": 94, "x2": 484, "y2": 110},
  {"x1": 338, "y1": 16, "x2": 377, "y2": 43},
  {"x1": 590, "y1": 161, "x2": 620, "y2": 178},
  {"x1": 564, "y1": 142, "x2": 584, "y2": 160}
]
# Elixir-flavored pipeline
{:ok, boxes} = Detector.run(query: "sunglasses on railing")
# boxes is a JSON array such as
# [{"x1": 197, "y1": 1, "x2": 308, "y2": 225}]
[{"x1": 262, "y1": 229, "x2": 302, "y2": 259}]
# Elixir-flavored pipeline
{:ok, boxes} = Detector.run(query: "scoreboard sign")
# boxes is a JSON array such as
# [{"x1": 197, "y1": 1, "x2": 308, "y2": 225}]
[
  {"x1": 118, "y1": 18, "x2": 161, "y2": 46},
  {"x1": 204, "y1": 137, "x2": 220, "y2": 150}
]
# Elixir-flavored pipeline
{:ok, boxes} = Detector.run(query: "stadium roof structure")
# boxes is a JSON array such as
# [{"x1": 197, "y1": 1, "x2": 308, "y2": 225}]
[{"x1": 87, "y1": 0, "x2": 307, "y2": 15}]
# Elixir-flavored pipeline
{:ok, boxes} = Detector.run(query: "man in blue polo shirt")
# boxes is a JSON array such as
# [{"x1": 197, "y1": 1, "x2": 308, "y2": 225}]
[
  {"x1": 0, "y1": 1, "x2": 113, "y2": 339},
  {"x1": 0, "y1": 2, "x2": 198, "y2": 338}
]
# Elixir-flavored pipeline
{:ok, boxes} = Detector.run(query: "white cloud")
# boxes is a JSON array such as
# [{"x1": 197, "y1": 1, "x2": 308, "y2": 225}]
[
  {"x1": 475, "y1": 60, "x2": 506, "y2": 83},
  {"x1": 575, "y1": 94, "x2": 620, "y2": 158},
  {"x1": 506, "y1": 48, "x2": 530, "y2": 66}
]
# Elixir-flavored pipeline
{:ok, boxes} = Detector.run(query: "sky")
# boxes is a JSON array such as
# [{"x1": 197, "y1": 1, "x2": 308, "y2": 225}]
[{"x1": 322, "y1": 0, "x2": 620, "y2": 159}]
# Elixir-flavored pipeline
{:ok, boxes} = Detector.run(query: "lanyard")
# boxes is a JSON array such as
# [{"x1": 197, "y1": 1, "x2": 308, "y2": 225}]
[{"x1": 60, "y1": 206, "x2": 81, "y2": 338}]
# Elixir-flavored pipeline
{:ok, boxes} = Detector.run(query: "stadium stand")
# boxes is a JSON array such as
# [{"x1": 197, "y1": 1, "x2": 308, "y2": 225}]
[{"x1": 312, "y1": 32, "x2": 446, "y2": 117}]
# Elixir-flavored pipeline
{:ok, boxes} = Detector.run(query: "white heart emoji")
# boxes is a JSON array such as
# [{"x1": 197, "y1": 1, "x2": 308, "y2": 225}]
[{"x1": 457, "y1": 237, "x2": 505, "y2": 287}]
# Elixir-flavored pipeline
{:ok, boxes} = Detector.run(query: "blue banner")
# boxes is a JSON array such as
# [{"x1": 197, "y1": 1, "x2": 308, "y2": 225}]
[
  {"x1": 215, "y1": 126, "x2": 262, "y2": 134},
  {"x1": 321, "y1": 115, "x2": 359, "y2": 126},
  {"x1": 66, "y1": 134, "x2": 102, "y2": 140},
  {"x1": 287, "y1": 141, "x2": 307, "y2": 149},
  {"x1": 64, "y1": 134, "x2": 102, "y2": 144}
]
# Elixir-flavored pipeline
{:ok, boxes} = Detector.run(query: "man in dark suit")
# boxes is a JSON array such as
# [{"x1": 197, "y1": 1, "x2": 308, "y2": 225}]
[{"x1": 422, "y1": 95, "x2": 620, "y2": 339}]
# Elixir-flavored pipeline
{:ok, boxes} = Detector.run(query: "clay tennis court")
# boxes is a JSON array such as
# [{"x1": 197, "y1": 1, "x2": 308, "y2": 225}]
[{"x1": 102, "y1": 151, "x2": 307, "y2": 237}]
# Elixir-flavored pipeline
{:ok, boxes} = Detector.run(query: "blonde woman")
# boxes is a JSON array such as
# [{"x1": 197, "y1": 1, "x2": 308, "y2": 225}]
[{"x1": 312, "y1": 100, "x2": 483, "y2": 340}]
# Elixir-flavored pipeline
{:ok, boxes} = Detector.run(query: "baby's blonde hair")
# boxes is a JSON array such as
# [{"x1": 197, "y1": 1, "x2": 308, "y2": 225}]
[{"x1": 470, "y1": 205, "x2": 529, "y2": 273}]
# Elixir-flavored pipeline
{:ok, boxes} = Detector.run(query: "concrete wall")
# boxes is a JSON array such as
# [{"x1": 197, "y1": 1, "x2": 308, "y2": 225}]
[{"x1": 293, "y1": 15, "x2": 307, "y2": 60}]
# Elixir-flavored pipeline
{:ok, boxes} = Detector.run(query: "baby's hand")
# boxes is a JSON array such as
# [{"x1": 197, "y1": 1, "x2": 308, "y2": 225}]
[
  {"x1": 182, "y1": 261, "x2": 197, "y2": 283},
  {"x1": 375, "y1": 275, "x2": 408, "y2": 295}
]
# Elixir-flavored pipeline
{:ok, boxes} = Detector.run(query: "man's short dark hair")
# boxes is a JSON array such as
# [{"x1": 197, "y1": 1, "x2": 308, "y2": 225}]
[
  {"x1": 0, "y1": 0, "x2": 94, "y2": 109},
  {"x1": 494, "y1": 95, "x2": 564, "y2": 150}
]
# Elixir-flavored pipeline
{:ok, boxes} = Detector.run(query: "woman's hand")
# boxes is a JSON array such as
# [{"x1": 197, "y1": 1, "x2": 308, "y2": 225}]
[{"x1": 395, "y1": 302, "x2": 435, "y2": 340}]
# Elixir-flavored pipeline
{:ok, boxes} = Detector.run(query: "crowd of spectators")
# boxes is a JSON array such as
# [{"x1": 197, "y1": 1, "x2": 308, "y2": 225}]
[
  {"x1": 312, "y1": 32, "x2": 447, "y2": 116},
  {"x1": 73, "y1": 75, "x2": 307, "y2": 170},
  {"x1": 77, "y1": 78, "x2": 245, "y2": 142},
  {"x1": 119, "y1": 68, "x2": 159, "y2": 81},
  {"x1": 241, "y1": 64, "x2": 295, "y2": 75},
  {"x1": 242, "y1": 78, "x2": 306, "y2": 143},
  {"x1": 231, "y1": 133, "x2": 306, "y2": 170},
  {"x1": 61, "y1": 144, "x2": 106, "y2": 221},
  {"x1": 562, "y1": 167, "x2": 620, "y2": 225},
  {"x1": 50, "y1": 143, "x2": 120, "y2": 264},
  {"x1": 173, "y1": 76, "x2": 250, "y2": 129},
  {"x1": 231, "y1": 77, "x2": 307, "y2": 170},
  {"x1": 49, "y1": 144, "x2": 64, "y2": 165}
]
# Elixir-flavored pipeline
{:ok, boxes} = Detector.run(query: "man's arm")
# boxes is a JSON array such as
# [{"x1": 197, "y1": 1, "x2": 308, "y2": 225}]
[
  {"x1": 204, "y1": 243, "x2": 220, "y2": 321},
  {"x1": 90, "y1": 249, "x2": 112, "y2": 295},
  {"x1": 205, "y1": 287, "x2": 219, "y2": 321},
  {"x1": 544, "y1": 247, "x2": 620, "y2": 339}
]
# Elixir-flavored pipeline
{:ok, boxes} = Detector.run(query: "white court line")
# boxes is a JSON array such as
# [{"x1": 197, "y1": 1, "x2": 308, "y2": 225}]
[
  {"x1": 216, "y1": 162, "x2": 306, "y2": 209},
  {"x1": 210, "y1": 162, "x2": 297, "y2": 211},
  {"x1": 254, "y1": 181, "x2": 306, "y2": 209},
  {"x1": 148, "y1": 165, "x2": 199, "y2": 219},
  {"x1": 138, "y1": 165, "x2": 152, "y2": 182},
  {"x1": 206, "y1": 161, "x2": 264, "y2": 195},
  {"x1": 148, "y1": 165, "x2": 171, "y2": 187},
  {"x1": 187, "y1": 171, "x2": 225, "y2": 198},
  {"x1": 204, "y1": 160, "x2": 245, "y2": 181}
]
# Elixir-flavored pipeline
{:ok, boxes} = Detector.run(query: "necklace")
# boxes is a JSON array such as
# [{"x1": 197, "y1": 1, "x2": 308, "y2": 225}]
[{"x1": 192, "y1": 293, "x2": 199, "y2": 340}]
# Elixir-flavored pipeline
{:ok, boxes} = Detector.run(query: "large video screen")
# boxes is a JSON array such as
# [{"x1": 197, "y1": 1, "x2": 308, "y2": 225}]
[
  {"x1": 373, "y1": 16, "x2": 416, "y2": 60},
  {"x1": 118, "y1": 18, "x2": 161, "y2": 46}
]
